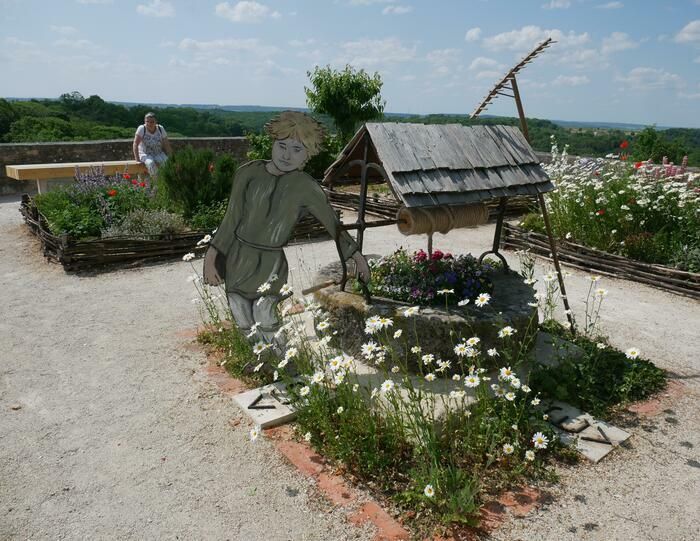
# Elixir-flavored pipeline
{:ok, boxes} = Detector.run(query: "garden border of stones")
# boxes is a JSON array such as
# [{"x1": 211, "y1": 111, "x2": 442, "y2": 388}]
[
  {"x1": 502, "y1": 223, "x2": 700, "y2": 300},
  {"x1": 19, "y1": 195, "x2": 338, "y2": 272}
]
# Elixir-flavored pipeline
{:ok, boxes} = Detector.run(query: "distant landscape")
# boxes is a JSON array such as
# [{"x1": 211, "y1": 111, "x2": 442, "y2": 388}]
[{"x1": 2, "y1": 93, "x2": 699, "y2": 166}]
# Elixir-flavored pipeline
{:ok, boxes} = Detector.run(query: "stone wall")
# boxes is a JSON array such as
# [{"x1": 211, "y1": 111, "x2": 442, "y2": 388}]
[{"x1": 0, "y1": 137, "x2": 249, "y2": 195}]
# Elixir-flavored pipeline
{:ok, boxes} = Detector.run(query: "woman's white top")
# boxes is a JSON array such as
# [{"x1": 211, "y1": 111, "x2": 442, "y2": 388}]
[{"x1": 136, "y1": 124, "x2": 168, "y2": 158}]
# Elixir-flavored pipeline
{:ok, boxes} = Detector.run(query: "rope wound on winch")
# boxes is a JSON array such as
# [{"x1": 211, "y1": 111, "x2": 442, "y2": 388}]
[{"x1": 396, "y1": 204, "x2": 489, "y2": 236}]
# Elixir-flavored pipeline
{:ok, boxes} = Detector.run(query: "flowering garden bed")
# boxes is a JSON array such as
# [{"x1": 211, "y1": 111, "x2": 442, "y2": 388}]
[
  {"x1": 509, "y1": 139, "x2": 700, "y2": 300},
  {"x1": 20, "y1": 194, "x2": 336, "y2": 271}
]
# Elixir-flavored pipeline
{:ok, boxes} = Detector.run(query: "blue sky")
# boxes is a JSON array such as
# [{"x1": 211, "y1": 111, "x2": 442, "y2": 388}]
[{"x1": 2, "y1": 0, "x2": 700, "y2": 127}]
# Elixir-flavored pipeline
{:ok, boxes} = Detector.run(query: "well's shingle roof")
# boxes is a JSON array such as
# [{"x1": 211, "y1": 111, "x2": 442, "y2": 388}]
[{"x1": 324, "y1": 122, "x2": 553, "y2": 208}]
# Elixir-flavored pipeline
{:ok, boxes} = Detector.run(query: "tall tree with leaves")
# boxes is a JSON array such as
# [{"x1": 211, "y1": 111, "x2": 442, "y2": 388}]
[{"x1": 305, "y1": 65, "x2": 385, "y2": 142}]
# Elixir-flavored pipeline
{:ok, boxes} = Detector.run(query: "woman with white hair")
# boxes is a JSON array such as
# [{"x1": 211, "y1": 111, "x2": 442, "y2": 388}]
[{"x1": 133, "y1": 112, "x2": 172, "y2": 176}]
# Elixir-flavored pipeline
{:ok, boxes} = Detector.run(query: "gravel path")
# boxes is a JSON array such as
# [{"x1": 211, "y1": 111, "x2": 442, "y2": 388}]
[
  {"x1": 0, "y1": 196, "x2": 373, "y2": 541},
  {"x1": 1, "y1": 196, "x2": 699, "y2": 540}
]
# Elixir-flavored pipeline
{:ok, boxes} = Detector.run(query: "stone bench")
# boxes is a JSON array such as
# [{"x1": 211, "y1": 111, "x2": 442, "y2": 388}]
[{"x1": 5, "y1": 160, "x2": 148, "y2": 193}]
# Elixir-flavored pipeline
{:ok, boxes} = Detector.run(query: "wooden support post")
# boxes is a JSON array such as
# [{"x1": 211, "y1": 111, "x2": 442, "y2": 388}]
[
  {"x1": 510, "y1": 75, "x2": 530, "y2": 143},
  {"x1": 538, "y1": 194, "x2": 575, "y2": 332},
  {"x1": 355, "y1": 134, "x2": 370, "y2": 252},
  {"x1": 479, "y1": 197, "x2": 509, "y2": 271}
]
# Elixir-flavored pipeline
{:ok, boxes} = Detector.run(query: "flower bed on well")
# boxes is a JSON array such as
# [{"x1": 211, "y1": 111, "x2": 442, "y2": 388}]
[
  {"x1": 521, "y1": 138, "x2": 700, "y2": 272},
  {"x1": 365, "y1": 248, "x2": 495, "y2": 306}
]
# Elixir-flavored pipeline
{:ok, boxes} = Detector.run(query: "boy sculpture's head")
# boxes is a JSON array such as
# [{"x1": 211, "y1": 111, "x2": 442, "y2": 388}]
[{"x1": 266, "y1": 111, "x2": 325, "y2": 172}]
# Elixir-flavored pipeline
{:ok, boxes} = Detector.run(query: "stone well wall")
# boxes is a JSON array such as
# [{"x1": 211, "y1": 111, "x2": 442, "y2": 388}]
[
  {"x1": 0, "y1": 137, "x2": 249, "y2": 195},
  {"x1": 313, "y1": 260, "x2": 538, "y2": 373}
]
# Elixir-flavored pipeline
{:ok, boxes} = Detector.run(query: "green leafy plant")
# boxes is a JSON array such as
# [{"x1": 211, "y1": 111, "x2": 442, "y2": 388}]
[
  {"x1": 157, "y1": 147, "x2": 236, "y2": 219},
  {"x1": 102, "y1": 208, "x2": 187, "y2": 239},
  {"x1": 189, "y1": 200, "x2": 228, "y2": 232}
]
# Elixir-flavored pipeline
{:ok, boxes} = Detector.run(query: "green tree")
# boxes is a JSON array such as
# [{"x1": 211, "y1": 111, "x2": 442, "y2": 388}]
[
  {"x1": 0, "y1": 98, "x2": 17, "y2": 140},
  {"x1": 305, "y1": 65, "x2": 385, "y2": 142},
  {"x1": 632, "y1": 126, "x2": 688, "y2": 164}
]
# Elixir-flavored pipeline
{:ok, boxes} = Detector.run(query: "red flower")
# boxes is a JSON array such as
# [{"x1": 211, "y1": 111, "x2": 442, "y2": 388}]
[
  {"x1": 123, "y1": 173, "x2": 131, "y2": 180},
  {"x1": 414, "y1": 249, "x2": 427, "y2": 262},
  {"x1": 208, "y1": 163, "x2": 215, "y2": 173},
  {"x1": 139, "y1": 182, "x2": 146, "y2": 188},
  {"x1": 620, "y1": 154, "x2": 628, "y2": 161},
  {"x1": 596, "y1": 209, "x2": 605, "y2": 216},
  {"x1": 620, "y1": 140, "x2": 629, "y2": 149},
  {"x1": 131, "y1": 179, "x2": 138, "y2": 185},
  {"x1": 107, "y1": 189, "x2": 117, "y2": 197},
  {"x1": 431, "y1": 249, "x2": 444, "y2": 261},
  {"x1": 634, "y1": 161, "x2": 643, "y2": 169}
]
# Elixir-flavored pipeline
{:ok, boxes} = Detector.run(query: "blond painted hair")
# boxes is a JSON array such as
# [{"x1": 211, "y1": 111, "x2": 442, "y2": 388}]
[{"x1": 265, "y1": 111, "x2": 325, "y2": 157}]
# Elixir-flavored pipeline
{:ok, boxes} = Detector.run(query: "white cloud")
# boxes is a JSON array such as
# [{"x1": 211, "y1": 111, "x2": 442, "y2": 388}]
[
  {"x1": 474, "y1": 70, "x2": 502, "y2": 80},
  {"x1": 468, "y1": 56, "x2": 503, "y2": 71},
  {"x1": 542, "y1": 0, "x2": 571, "y2": 9},
  {"x1": 482, "y1": 25, "x2": 589, "y2": 52},
  {"x1": 289, "y1": 39, "x2": 316, "y2": 48},
  {"x1": 76, "y1": 0, "x2": 112, "y2": 4},
  {"x1": 349, "y1": 0, "x2": 394, "y2": 4},
  {"x1": 678, "y1": 84, "x2": 700, "y2": 99},
  {"x1": 426, "y1": 48, "x2": 460, "y2": 65},
  {"x1": 596, "y1": 1, "x2": 623, "y2": 8},
  {"x1": 337, "y1": 37, "x2": 416, "y2": 66},
  {"x1": 53, "y1": 38, "x2": 96, "y2": 49},
  {"x1": 616, "y1": 67, "x2": 683, "y2": 89},
  {"x1": 553, "y1": 75, "x2": 590, "y2": 86},
  {"x1": 215, "y1": 1, "x2": 280, "y2": 23},
  {"x1": 695, "y1": 56, "x2": 700, "y2": 63},
  {"x1": 50, "y1": 25, "x2": 78, "y2": 35},
  {"x1": 136, "y1": 0, "x2": 175, "y2": 18},
  {"x1": 178, "y1": 37, "x2": 278, "y2": 57},
  {"x1": 382, "y1": 5, "x2": 412, "y2": 15},
  {"x1": 675, "y1": 20, "x2": 700, "y2": 43},
  {"x1": 398, "y1": 74, "x2": 416, "y2": 81},
  {"x1": 601, "y1": 32, "x2": 638, "y2": 54},
  {"x1": 465, "y1": 27, "x2": 481, "y2": 42}
]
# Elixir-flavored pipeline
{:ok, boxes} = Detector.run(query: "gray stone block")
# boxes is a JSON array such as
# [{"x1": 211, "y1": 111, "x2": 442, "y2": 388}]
[{"x1": 233, "y1": 382, "x2": 297, "y2": 429}]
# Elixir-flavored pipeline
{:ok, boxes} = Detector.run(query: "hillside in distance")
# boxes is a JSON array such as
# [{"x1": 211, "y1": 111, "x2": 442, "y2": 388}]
[{"x1": 2, "y1": 94, "x2": 698, "y2": 165}]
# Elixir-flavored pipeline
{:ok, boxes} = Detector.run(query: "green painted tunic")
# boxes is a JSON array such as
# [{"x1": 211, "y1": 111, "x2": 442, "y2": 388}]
[{"x1": 211, "y1": 160, "x2": 358, "y2": 296}]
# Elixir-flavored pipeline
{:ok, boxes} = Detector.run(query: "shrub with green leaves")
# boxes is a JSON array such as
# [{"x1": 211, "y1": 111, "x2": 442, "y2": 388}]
[
  {"x1": 157, "y1": 147, "x2": 236, "y2": 219},
  {"x1": 102, "y1": 209, "x2": 187, "y2": 239}
]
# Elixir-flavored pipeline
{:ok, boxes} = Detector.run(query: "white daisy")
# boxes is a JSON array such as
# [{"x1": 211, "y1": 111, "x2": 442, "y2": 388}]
[
  {"x1": 423, "y1": 484, "x2": 435, "y2": 498},
  {"x1": 425, "y1": 373, "x2": 436, "y2": 382},
  {"x1": 249, "y1": 425, "x2": 261, "y2": 441},
  {"x1": 464, "y1": 374, "x2": 480, "y2": 388},
  {"x1": 532, "y1": 432, "x2": 549, "y2": 449},
  {"x1": 393, "y1": 329, "x2": 403, "y2": 339},
  {"x1": 182, "y1": 252, "x2": 195, "y2": 262},
  {"x1": 625, "y1": 347, "x2": 640, "y2": 360},
  {"x1": 498, "y1": 326, "x2": 517, "y2": 338},
  {"x1": 474, "y1": 293, "x2": 491, "y2": 307},
  {"x1": 279, "y1": 283, "x2": 292, "y2": 296},
  {"x1": 257, "y1": 282, "x2": 271, "y2": 293},
  {"x1": 299, "y1": 386, "x2": 310, "y2": 397},
  {"x1": 525, "y1": 450, "x2": 536, "y2": 461},
  {"x1": 380, "y1": 379, "x2": 395, "y2": 393},
  {"x1": 502, "y1": 443, "x2": 514, "y2": 455},
  {"x1": 403, "y1": 306, "x2": 420, "y2": 317}
]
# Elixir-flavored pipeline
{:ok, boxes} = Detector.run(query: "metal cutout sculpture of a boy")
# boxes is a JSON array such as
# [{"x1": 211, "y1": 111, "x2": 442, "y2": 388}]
[{"x1": 204, "y1": 111, "x2": 370, "y2": 348}]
